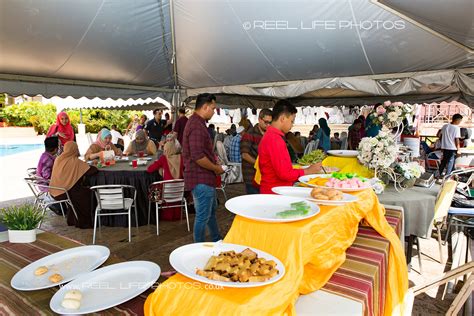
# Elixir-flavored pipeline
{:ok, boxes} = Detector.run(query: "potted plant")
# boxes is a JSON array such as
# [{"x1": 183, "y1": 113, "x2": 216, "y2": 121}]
[{"x1": 0, "y1": 204, "x2": 44, "y2": 243}]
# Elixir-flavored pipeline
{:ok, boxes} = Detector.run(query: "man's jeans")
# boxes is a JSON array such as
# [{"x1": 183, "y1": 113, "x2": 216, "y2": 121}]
[
  {"x1": 439, "y1": 149, "x2": 457, "y2": 176},
  {"x1": 192, "y1": 184, "x2": 222, "y2": 242}
]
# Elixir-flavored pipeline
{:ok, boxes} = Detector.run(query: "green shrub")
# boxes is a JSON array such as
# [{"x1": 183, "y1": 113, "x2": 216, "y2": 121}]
[
  {"x1": 0, "y1": 204, "x2": 44, "y2": 230},
  {"x1": 3, "y1": 101, "x2": 143, "y2": 134}
]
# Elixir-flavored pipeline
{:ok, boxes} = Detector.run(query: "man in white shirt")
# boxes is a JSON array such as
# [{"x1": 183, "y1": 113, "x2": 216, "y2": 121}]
[
  {"x1": 438, "y1": 114, "x2": 463, "y2": 176},
  {"x1": 110, "y1": 124, "x2": 124, "y2": 151}
]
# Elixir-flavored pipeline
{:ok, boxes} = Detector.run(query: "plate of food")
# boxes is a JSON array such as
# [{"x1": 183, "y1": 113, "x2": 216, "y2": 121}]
[
  {"x1": 11, "y1": 246, "x2": 110, "y2": 291},
  {"x1": 271, "y1": 186, "x2": 358, "y2": 205},
  {"x1": 169, "y1": 242, "x2": 285, "y2": 288},
  {"x1": 49, "y1": 261, "x2": 160, "y2": 315},
  {"x1": 298, "y1": 172, "x2": 372, "y2": 192},
  {"x1": 114, "y1": 156, "x2": 129, "y2": 162},
  {"x1": 326, "y1": 150, "x2": 359, "y2": 157},
  {"x1": 297, "y1": 149, "x2": 326, "y2": 166},
  {"x1": 225, "y1": 194, "x2": 320, "y2": 222}
]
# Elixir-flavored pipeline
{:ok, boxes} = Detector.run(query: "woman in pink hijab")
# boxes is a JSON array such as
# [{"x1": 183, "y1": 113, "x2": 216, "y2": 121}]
[{"x1": 47, "y1": 112, "x2": 75, "y2": 146}]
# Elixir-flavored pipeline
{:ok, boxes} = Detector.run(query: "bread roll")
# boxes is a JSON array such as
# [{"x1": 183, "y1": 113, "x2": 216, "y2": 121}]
[
  {"x1": 64, "y1": 290, "x2": 82, "y2": 301},
  {"x1": 49, "y1": 273, "x2": 63, "y2": 283},
  {"x1": 61, "y1": 298, "x2": 81, "y2": 310},
  {"x1": 34, "y1": 266, "x2": 48, "y2": 276}
]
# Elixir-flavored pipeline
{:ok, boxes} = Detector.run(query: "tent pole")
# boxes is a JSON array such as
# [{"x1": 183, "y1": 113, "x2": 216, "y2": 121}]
[
  {"x1": 79, "y1": 108, "x2": 83, "y2": 124},
  {"x1": 169, "y1": 0, "x2": 180, "y2": 125}
]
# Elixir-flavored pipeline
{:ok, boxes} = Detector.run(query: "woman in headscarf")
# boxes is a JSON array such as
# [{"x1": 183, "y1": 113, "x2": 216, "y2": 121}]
[
  {"x1": 357, "y1": 114, "x2": 366, "y2": 139},
  {"x1": 123, "y1": 129, "x2": 157, "y2": 156},
  {"x1": 146, "y1": 135, "x2": 184, "y2": 221},
  {"x1": 147, "y1": 134, "x2": 183, "y2": 180},
  {"x1": 84, "y1": 128, "x2": 122, "y2": 161},
  {"x1": 314, "y1": 118, "x2": 331, "y2": 152},
  {"x1": 46, "y1": 112, "x2": 75, "y2": 146},
  {"x1": 49, "y1": 142, "x2": 98, "y2": 228}
]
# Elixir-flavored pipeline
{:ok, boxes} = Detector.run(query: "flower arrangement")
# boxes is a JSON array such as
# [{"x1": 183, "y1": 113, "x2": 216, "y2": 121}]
[
  {"x1": 370, "y1": 101, "x2": 415, "y2": 129},
  {"x1": 357, "y1": 129, "x2": 398, "y2": 170},
  {"x1": 394, "y1": 162, "x2": 425, "y2": 180}
]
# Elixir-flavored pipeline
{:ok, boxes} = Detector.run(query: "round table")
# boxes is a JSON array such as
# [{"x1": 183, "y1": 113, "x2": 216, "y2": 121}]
[
  {"x1": 377, "y1": 184, "x2": 439, "y2": 238},
  {"x1": 86, "y1": 160, "x2": 160, "y2": 227}
]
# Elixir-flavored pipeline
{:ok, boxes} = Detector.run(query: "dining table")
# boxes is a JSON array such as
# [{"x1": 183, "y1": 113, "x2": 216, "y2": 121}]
[
  {"x1": 144, "y1": 189, "x2": 408, "y2": 316},
  {"x1": 85, "y1": 158, "x2": 161, "y2": 226}
]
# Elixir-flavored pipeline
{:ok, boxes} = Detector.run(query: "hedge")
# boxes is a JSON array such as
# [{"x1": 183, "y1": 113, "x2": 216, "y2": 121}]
[{"x1": 2, "y1": 101, "x2": 143, "y2": 134}]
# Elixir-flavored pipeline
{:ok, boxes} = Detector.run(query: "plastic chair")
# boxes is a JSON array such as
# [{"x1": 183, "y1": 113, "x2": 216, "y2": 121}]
[
  {"x1": 147, "y1": 179, "x2": 189, "y2": 235},
  {"x1": 303, "y1": 140, "x2": 319, "y2": 155},
  {"x1": 91, "y1": 185, "x2": 137, "y2": 243},
  {"x1": 216, "y1": 167, "x2": 234, "y2": 202},
  {"x1": 24, "y1": 178, "x2": 78, "y2": 228}
]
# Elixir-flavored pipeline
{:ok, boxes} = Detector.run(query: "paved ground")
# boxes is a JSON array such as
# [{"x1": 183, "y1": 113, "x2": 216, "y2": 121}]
[{"x1": 0, "y1": 127, "x2": 471, "y2": 315}]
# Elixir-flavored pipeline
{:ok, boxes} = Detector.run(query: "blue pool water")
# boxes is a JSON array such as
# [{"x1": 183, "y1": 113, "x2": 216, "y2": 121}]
[{"x1": 0, "y1": 144, "x2": 43, "y2": 157}]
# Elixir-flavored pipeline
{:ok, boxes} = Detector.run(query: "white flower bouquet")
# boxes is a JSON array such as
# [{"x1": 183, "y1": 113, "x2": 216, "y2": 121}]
[
  {"x1": 369, "y1": 101, "x2": 415, "y2": 129},
  {"x1": 357, "y1": 129, "x2": 398, "y2": 170}
]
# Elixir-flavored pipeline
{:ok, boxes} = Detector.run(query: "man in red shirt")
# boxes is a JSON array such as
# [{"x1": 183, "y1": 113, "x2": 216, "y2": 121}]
[
  {"x1": 259, "y1": 100, "x2": 322, "y2": 194},
  {"x1": 182, "y1": 93, "x2": 224, "y2": 242}
]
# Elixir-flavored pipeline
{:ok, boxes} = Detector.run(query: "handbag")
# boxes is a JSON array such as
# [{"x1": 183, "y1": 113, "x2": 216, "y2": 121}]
[{"x1": 100, "y1": 145, "x2": 115, "y2": 162}]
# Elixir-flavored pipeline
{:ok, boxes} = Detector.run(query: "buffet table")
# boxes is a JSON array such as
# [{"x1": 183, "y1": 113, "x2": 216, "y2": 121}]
[
  {"x1": 322, "y1": 156, "x2": 374, "y2": 179},
  {"x1": 85, "y1": 160, "x2": 160, "y2": 226},
  {"x1": 144, "y1": 189, "x2": 408, "y2": 315}
]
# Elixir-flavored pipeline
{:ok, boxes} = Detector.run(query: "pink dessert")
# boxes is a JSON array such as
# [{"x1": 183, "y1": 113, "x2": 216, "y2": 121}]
[{"x1": 325, "y1": 177, "x2": 369, "y2": 189}]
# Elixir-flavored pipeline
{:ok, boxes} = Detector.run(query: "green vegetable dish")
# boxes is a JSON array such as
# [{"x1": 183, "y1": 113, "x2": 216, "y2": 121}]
[
  {"x1": 276, "y1": 201, "x2": 311, "y2": 219},
  {"x1": 297, "y1": 150, "x2": 326, "y2": 166},
  {"x1": 330, "y1": 172, "x2": 367, "y2": 181}
]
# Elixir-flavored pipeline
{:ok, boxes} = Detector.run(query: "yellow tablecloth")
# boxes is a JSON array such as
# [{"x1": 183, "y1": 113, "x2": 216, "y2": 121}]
[
  {"x1": 322, "y1": 156, "x2": 374, "y2": 178},
  {"x1": 144, "y1": 190, "x2": 407, "y2": 315}
]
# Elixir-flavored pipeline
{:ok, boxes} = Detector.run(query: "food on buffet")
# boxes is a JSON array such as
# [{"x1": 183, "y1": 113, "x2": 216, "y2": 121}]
[
  {"x1": 61, "y1": 289, "x2": 83, "y2": 310},
  {"x1": 48, "y1": 273, "x2": 63, "y2": 283},
  {"x1": 196, "y1": 248, "x2": 279, "y2": 283},
  {"x1": 310, "y1": 187, "x2": 343, "y2": 200},
  {"x1": 297, "y1": 150, "x2": 326, "y2": 166},
  {"x1": 276, "y1": 201, "x2": 311, "y2": 218},
  {"x1": 308, "y1": 172, "x2": 369, "y2": 189},
  {"x1": 34, "y1": 266, "x2": 48, "y2": 276}
]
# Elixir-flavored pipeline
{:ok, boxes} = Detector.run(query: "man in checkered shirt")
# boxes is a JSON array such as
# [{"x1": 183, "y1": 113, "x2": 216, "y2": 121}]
[{"x1": 182, "y1": 93, "x2": 224, "y2": 242}]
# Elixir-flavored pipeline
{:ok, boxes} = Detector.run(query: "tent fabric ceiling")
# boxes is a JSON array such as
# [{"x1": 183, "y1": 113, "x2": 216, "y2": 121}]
[
  {"x1": 46, "y1": 96, "x2": 170, "y2": 112},
  {"x1": 0, "y1": 0, "x2": 473, "y2": 105}
]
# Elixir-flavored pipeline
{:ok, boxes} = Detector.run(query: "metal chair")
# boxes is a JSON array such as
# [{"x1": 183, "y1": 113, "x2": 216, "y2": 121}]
[
  {"x1": 26, "y1": 167, "x2": 37, "y2": 177},
  {"x1": 147, "y1": 179, "x2": 189, "y2": 235},
  {"x1": 24, "y1": 177, "x2": 78, "y2": 228},
  {"x1": 91, "y1": 185, "x2": 137, "y2": 244}
]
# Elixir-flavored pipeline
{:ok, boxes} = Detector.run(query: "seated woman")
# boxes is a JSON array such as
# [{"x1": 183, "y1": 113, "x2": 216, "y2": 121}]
[
  {"x1": 49, "y1": 142, "x2": 98, "y2": 228},
  {"x1": 147, "y1": 135, "x2": 183, "y2": 180},
  {"x1": 46, "y1": 112, "x2": 75, "y2": 148},
  {"x1": 124, "y1": 129, "x2": 157, "y2": 156},
  {"x1": 84, "y1": 128, "x2": 122, "y2": 161},
  {"x1": 147, "y1": 136, "x2": 184, "y2": 220}
]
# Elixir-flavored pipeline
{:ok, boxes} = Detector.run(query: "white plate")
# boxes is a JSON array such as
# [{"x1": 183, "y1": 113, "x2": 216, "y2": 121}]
[
  {"x1": 129, "y1": 160, "x2": 148, "y2": 166},
  {"x1": 170, "y1": 242, "x2": 285, "y2": 288},
  {"x1": 327, "y1": 150, "x2": 359, "y2": 157},
  {"x1": 225, "y1": 194, "x2": 320, "y2": 223},
  {"x1": 298, "y1": 174, "x2": 372, "y2": 192},
  {"x1": 11, "y1": 246, "x2": 110, "y2": 291},
  {"x1": 50, "y1": 261, "x2": 160, "y2": 315},
  {"x1": 272, "y1": 186, "x2": 358, "y2": 205},
  {"x1": 115, "y1": 156, "x2": 129, "y2": 161}
]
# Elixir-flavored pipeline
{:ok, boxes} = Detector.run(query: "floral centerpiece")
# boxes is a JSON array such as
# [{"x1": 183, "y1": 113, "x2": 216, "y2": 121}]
[
  {"x1": 393, "y1": 162, "x2": 425, "y2": 188},
  {"x1": 357, "y1": 129, "x2": 399, "y2": 194},
  {"x1": 357, "y1": 129, "x2": 398, "y2": 171},
  {"x1": 369, "y1": 101, "x2": 415, "y2": 129}
]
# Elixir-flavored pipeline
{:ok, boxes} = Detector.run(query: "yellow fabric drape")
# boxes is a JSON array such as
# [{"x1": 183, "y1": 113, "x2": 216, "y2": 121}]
[
  {"x1": 322, "y1": 156, "x2": 374, "y2": 179},
  {"x1": 144, "y1": 189, "x2": 408, "y2": 315}
]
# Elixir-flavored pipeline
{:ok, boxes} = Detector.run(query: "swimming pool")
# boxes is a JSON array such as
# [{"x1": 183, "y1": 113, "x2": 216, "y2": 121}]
[{"x1": 0, "y1": 144, "x2": 43, "y2": 157}]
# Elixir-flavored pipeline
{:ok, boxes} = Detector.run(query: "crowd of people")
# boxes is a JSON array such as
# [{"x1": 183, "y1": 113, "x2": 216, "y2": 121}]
[{"x1": 33, "y1": 96, "x2": 470, "y2": 242}]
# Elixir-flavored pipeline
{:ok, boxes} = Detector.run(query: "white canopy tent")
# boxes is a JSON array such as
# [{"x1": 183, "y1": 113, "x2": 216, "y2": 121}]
[{"x1": 0, "y1": 0, "x2": 472, "y2": 107}]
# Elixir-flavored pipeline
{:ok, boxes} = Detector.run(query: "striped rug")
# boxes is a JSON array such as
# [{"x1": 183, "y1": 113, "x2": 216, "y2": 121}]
[
  {"x1": 321, "y1": 207, "x2": 403, "y2": 316},
  {"x1": 0, "y1": 232, "x2": 147, "y2": 315}
]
